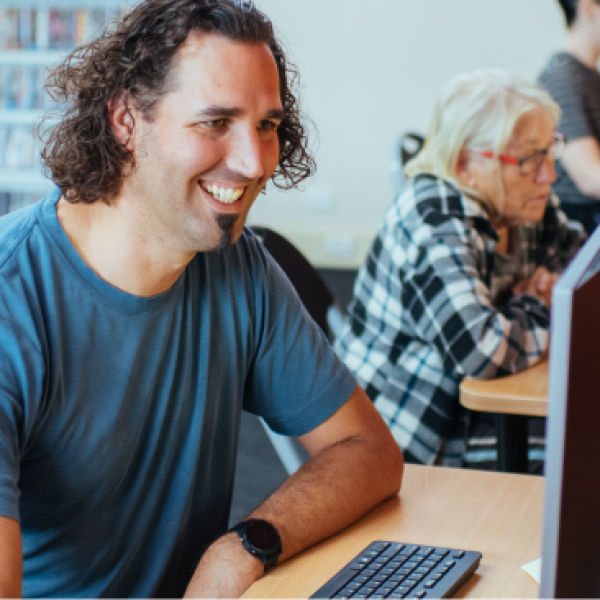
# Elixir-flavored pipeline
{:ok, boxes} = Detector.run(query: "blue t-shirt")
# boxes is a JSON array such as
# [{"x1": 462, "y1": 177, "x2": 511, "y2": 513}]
[{"x1": 0, "y1": 189, "x2": 356, "y2": 598}]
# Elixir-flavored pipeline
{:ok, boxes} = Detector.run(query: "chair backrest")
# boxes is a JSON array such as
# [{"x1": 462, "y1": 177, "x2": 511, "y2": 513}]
[
  {"x1": 389, "y1": 131, "x2": 425, "y2": 196},
  {"x1": 250, "y1": 225, "x2": 337, "y2": 338}
]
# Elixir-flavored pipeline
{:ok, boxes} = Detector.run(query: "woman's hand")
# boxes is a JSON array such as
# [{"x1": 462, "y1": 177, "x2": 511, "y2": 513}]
[{"x1": 513, "y1": 266, "x2": 560, "y2": 306}]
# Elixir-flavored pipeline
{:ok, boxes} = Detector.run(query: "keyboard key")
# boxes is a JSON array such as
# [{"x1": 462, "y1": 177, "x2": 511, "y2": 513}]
[
  {"x1": 382, "y1": 543, "x2": 404, "y2": 557},
  {"x1": 404, "y1": 562, "x2": 419, "y2": 570},
  {"x1": 424, "y1": 581, "x2": 437, "y2": 588},
  {"x1": 415, "y1": 567, "x2": 431, "y2": 575},
  {"x1": 379, "y1": 581, "x2": 397, "y2": 590},
  {"x1": 445, "y1": 560, "x2": 456, "y2": 568},
  {"x1": 453, "y1": 550, "x2": 465, "y2": 559},
  {"x1": 338, "y1": 587, "x2": 356, "y2": 597},
  {"x1": 432, "y1": 549, "x2": 449, "y2": 556},
  {"x1": 394, "y1": 585, "x2": 412, "y2": 594},
  {"x1": 422, "y1": 561, "x2": 437, "y2": 569},
  {"x1": 359, "y1": 583, "x2": 378, "y2": 591},
  {"x1": 370, "y1": 542, "x2": 391, "y2": 552},
  {"x1": 415, "y1": 547, "x2": 434, "y2": 557}
]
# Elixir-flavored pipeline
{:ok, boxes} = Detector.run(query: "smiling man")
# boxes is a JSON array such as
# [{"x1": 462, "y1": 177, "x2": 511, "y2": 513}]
[{"x1": 0, "y1": 1, "x2": 403, "y2": 598}]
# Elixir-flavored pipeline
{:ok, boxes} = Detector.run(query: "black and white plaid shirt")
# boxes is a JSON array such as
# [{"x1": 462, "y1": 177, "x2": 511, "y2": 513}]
[{"x1": 335, "y1": 174, "x2": 585, "y2": 466}]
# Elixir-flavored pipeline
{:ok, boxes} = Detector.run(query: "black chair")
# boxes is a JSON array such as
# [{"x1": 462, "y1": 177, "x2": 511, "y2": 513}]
[
  {"x1": 390, "y1": 131, "x2": 425, "y2": 196},
  {"x1": 250, "y1": 225, "x2": 344, "y2": 341}
]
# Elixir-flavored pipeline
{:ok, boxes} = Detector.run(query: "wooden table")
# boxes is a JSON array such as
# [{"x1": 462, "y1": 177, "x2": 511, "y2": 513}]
[
  {"x1": 459, "y1": 359, "x2": 548, "y2": 474},
  {"x1": 460, "y1": 359, "x2": 548, "y2": 417},
  {"x1": 244, "y1": 464, "x2": 544, "y2": 599}
]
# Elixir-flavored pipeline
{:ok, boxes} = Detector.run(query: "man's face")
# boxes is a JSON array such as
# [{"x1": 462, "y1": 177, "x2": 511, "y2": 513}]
[{"x1": 124, "y1": 33, "x2": 284, "y2": 254}]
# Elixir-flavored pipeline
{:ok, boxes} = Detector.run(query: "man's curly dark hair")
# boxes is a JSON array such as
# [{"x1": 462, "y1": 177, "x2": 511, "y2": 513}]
[{"x1": 41, "y1": 0, "x2": 315, "y2": 204}]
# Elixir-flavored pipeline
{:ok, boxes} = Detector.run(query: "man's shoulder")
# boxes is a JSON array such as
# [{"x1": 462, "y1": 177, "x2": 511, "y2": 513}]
[{"x1": 0, "y1": 201, "x2": 43, "y2": 272}]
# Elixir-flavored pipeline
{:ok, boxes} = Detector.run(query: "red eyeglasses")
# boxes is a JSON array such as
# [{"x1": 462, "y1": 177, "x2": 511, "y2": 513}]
[{"x1": 475, "y1": 132, "x2": 566, "y2": 176}]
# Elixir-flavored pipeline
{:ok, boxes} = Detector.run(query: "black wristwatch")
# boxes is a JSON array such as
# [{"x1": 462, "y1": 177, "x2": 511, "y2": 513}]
[{"x1": 229, "y1": 518, "x2": 282, "y2": 572}]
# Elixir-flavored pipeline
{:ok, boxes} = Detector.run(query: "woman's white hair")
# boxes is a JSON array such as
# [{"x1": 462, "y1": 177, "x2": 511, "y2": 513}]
[{"x1": 405, "y1": 69, "x2": 560, "y2": 206}]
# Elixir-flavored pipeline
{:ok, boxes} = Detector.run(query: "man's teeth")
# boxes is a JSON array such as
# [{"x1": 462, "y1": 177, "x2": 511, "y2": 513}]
[{"x1": 205, "y1": 184, "x2": 244, "y2": 204}]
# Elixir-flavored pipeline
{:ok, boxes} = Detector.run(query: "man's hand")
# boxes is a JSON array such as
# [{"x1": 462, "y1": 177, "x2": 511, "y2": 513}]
[
  {"x1": 513, "y1": 266, "x2": 560, "y2": 307},
  {"x1": 183, "y1": 532, "x2": 263, "y2": 598}
]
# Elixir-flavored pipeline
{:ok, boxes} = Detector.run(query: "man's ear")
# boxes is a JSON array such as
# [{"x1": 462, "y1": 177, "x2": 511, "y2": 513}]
[
  {"x1": 108, "y1": 92, "x2": 136, "y2": 151},
  {"x1": 455, "y1": 148, "x2": 477, "y2": 187}
]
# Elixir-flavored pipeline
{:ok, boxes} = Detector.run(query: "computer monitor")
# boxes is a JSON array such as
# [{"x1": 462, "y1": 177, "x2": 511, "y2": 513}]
[{"x1": 540, "y1": 225, "x2": 600, "y2": 598}]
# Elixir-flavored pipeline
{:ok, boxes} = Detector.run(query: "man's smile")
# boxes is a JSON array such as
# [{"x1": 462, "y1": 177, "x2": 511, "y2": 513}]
[{"x1": 201, "y1": 182, "x2": 246, "y2": 205}]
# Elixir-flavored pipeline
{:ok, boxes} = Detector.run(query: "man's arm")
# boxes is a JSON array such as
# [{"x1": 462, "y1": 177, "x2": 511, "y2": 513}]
[
  {"x1": 183, "y1": 385, "x2": 404, "y2": 598},
  {"x1": 0, "y1": 516, "x2": 22, "y2": 598},
  {"x1": 560, "y1": 137, "x2": 600, "y2": 199}
]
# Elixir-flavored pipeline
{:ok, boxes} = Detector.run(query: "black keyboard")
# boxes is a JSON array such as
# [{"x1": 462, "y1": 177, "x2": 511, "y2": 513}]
[{"x1": 310, "y1": 541, "x2": 482, "y2": 599}]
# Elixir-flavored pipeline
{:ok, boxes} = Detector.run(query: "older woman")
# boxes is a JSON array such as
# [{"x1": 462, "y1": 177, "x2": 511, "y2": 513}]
[{"x1": 335, "y1": 70, "x2": 585, "y2": 468}]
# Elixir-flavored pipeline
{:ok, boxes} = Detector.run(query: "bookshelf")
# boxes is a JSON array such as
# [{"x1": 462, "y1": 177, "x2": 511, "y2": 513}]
[{"x1": 0, "y1": 1, "x2": 130, "y2": 214}]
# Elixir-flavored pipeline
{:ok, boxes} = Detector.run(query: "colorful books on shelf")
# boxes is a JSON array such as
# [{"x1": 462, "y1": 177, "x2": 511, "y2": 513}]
[
  {"x1": 0, "y1": 65, "x2": 55, "y2": 109},
  {"x1": 0, "y1": 7, "x2": 129, "y2": 51},
  {"x1": 0, "y1": 124, "x2": 42, "y2": 169},
  {"x1": 0, "y1": 191, "x2": 45, "y2": 216}
]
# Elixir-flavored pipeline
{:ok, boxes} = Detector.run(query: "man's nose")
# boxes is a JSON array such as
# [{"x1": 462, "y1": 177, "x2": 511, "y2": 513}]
[{"x1": 226, "y1": 127, "x2": 264, "y2": 180}]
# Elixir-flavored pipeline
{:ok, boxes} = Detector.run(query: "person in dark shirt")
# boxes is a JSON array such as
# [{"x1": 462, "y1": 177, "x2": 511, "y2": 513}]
[{"x1": 538, "y1": 0, "x2": 600, "y2": 234}]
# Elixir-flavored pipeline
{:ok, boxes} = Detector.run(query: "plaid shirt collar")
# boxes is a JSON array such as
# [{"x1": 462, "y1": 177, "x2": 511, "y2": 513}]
[{"x1": 413, "y1": 174, "x2": 499, "y2": 241}]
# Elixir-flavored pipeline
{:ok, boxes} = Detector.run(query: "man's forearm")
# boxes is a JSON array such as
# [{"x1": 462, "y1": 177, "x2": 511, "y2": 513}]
[
  {"x1": 248, "y1": 432, "x2": 403, "y2": 563},
  {"x1": 0, "y1": 516, "x2": 23, "y2": 598},
  {"x1": 184, "y1": 388, "x2": 404, "y2": 598}
]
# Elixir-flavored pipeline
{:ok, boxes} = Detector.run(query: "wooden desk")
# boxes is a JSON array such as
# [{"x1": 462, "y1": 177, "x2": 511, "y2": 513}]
[
  {"x1": 460, "y1": 359, "x2": 548, "y2": 417},
  {"x1": 244, "y1": 464, "x2": 544, "y2": 599},
  {"x1": 459, "y1": 359, "x2": 548, "y2": 474}
]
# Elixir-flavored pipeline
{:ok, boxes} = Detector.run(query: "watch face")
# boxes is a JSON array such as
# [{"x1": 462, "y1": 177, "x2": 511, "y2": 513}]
[{"x1": 245, "y1": 520, "x2": 279, "y2": 551}]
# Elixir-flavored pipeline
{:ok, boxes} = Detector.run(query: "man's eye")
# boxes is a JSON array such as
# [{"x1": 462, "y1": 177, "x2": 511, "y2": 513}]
[
  {"x1": 206, "y1": 119, "x2": 228, "y2": 128},
  {"x1": 258, "y1": 121, "x2": 279, "y2": 132}
]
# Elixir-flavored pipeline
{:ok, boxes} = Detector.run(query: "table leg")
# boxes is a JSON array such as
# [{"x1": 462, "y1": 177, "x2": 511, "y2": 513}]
[{"x1": 496, "y1": 414, "x2": 528, "y2": 473}]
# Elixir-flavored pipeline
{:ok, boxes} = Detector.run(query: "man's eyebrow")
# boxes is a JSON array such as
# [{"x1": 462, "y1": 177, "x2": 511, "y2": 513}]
[
  {"x1": 265, "y1": 108, "x2": 286, "y2": 121},
  {"x1": 191, "y1": 106, "x2": 286, "y2": 120}
]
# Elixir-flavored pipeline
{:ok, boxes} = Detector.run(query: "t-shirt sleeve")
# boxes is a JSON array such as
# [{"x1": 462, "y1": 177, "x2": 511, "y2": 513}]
[
  {"x1": 0, "y1": 320, "x2": 44, "y2": 521},
  {"x1": 241, "y1": 237, "x2": 357, "y2": 437},
  {"x1": 540, "y1": 58, "x2": 596, "y2": 142}
]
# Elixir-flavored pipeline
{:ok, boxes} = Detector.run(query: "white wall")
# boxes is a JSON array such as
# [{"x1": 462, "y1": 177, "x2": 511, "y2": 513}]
[{"x1": 248, "y1": 0, "x2": 566, "y2": 268}]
